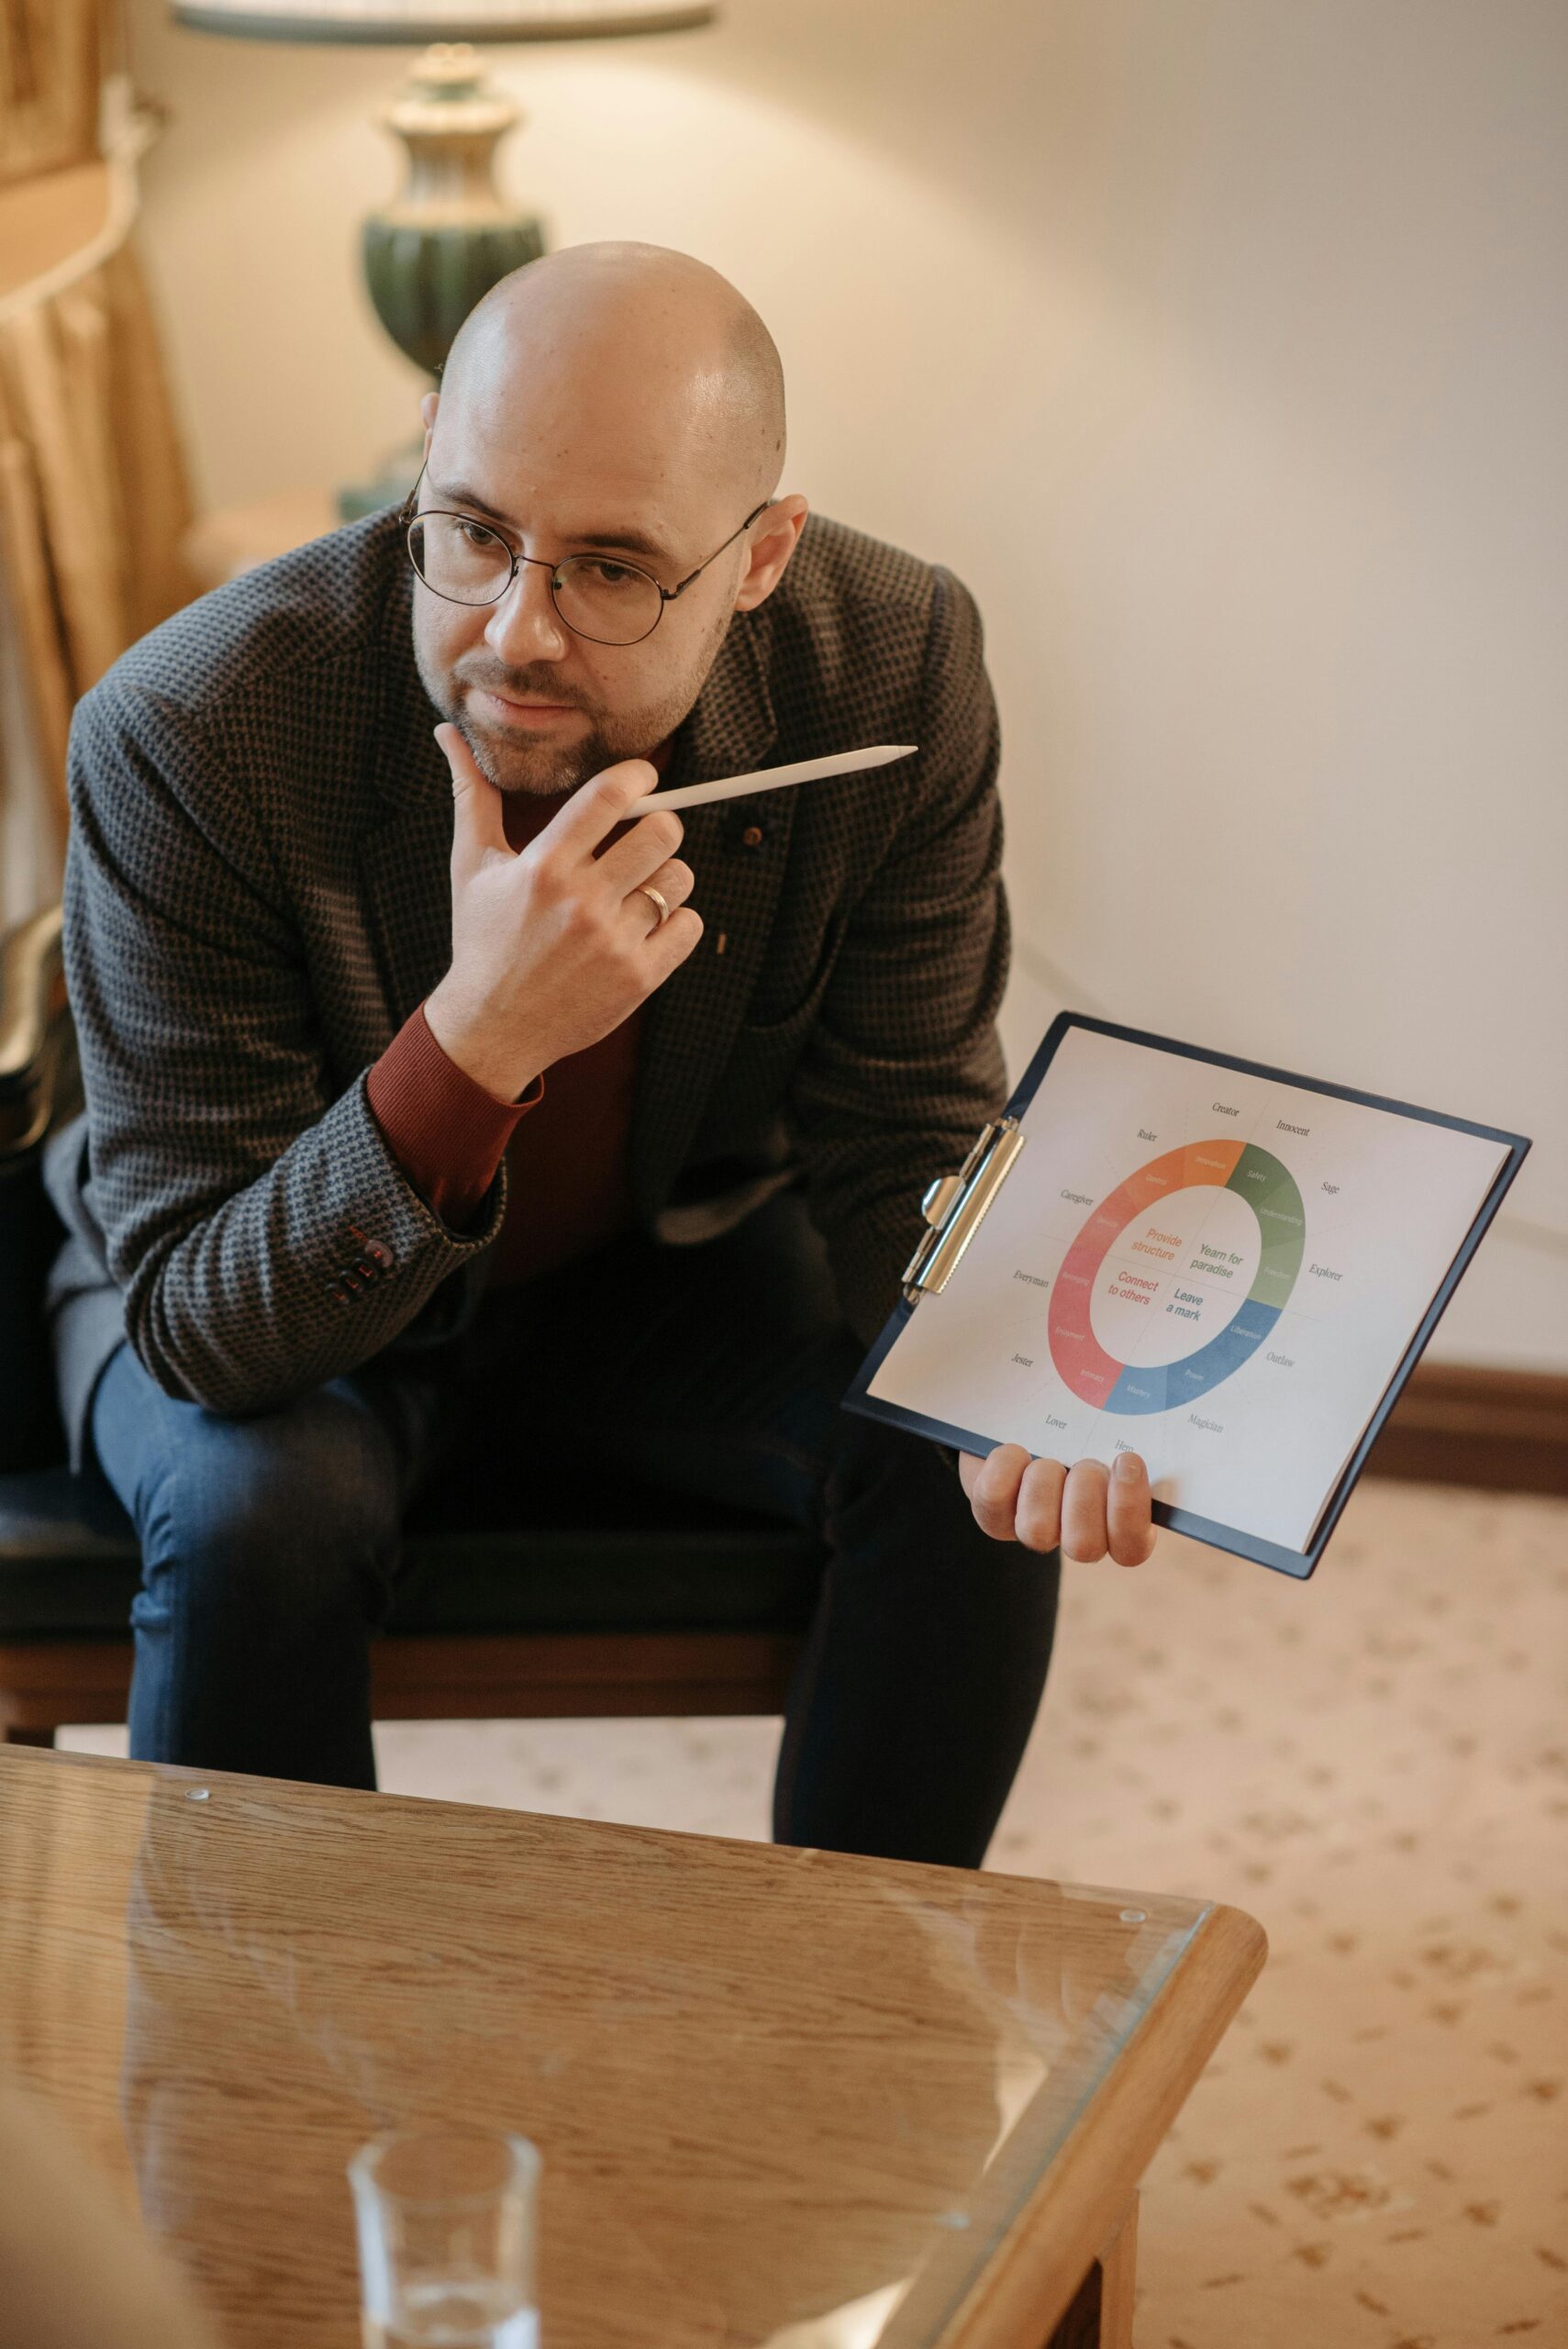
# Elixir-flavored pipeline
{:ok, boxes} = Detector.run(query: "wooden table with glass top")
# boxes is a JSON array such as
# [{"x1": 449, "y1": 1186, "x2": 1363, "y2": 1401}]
[{"x1": 0, "y1": 1747, "x2": 1265, "y2": 2349}]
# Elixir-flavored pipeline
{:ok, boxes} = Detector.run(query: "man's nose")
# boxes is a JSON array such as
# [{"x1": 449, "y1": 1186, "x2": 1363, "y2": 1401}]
[{"x1": 484, "y1": 558, "x2": 570, "y2": 665}]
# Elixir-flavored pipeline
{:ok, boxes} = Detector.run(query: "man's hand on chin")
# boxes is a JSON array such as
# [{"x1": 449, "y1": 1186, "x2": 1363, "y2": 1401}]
[{"x1": 957, "y1": 1443, "x2": 1159, "y2": 1567}]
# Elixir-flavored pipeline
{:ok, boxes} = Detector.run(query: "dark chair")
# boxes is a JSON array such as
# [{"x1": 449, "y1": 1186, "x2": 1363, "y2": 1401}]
[{"x1": 0, "y1": 904, "x2": 825, "y2": 1748}]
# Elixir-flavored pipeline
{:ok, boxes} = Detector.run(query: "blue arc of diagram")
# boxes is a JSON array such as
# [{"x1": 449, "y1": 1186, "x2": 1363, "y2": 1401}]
[{"x1": 1105, "y1": 1304, "x2": 1284, "y2": 1415}]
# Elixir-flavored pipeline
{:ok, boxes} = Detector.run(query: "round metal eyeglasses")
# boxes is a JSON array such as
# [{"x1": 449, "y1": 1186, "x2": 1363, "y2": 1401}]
[{"x1": 404, "y1": 465, "x2": 772, "y2": 648}]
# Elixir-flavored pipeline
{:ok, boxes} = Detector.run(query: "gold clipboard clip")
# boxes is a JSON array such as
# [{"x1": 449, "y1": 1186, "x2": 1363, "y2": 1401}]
[{"x1": 901, "y1": 1113, "x2": 1028, "y2": 1304}]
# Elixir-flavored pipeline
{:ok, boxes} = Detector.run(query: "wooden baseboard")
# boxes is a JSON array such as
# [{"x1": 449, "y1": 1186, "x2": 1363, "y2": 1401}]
[
  {"x1": 0, "y1": 1631, "x2": 804, "y2": 1738},
  {"x1": 369, "y1": 1631, "x2": 803, "y2": 1723},
  {"x1": 1368, "y1": 1361, "x2": 1567, "y2": 1497}
]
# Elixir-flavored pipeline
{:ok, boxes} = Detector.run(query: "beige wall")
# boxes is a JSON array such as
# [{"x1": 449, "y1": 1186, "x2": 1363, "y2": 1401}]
[{"x1": 123, "y1": 0, "x2": 1566, "y2": 1367}]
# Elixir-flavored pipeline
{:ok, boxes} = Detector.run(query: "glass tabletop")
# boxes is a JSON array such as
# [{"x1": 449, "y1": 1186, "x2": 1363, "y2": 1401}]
[{"x1": 0, "y1": 1747, "x2": 1221, "y2": 2348}]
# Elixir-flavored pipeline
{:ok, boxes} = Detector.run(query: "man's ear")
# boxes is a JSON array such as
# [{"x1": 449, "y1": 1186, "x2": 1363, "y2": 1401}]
[
  {"x1": 733, "y1": 495, "x2": 809, "y2": 614},
  {"x1": 419, "y1": 389, "x2": 439, "y2": 440}
]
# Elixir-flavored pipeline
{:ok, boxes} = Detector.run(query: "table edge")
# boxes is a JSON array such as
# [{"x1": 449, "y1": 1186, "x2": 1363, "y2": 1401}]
[{"x1": 934, "y1": 1900, "x2": 1269, "y2": 2349}]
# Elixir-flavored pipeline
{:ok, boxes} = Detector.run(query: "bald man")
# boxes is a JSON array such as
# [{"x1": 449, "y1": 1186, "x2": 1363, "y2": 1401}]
[{"x1": 45, "y1": 243, "x2": 1154, "y2": 1865}]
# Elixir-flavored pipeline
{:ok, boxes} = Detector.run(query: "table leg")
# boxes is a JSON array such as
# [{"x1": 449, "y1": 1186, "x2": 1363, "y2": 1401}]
[
  {"x1": 1096, "y1": 2191, "x2": 1138, "y2": 2347},
  {"x1": 1042, "y1": 2190, "x2": 1139, "y2": 2349}
]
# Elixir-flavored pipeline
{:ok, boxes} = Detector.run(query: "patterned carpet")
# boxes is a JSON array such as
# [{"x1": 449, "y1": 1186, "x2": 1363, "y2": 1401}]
[{"x1": 64, "y1": 1475, "x2": 1568, "y2": 2346}]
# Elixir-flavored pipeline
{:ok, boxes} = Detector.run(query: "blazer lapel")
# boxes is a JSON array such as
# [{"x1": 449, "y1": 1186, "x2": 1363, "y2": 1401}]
[
  {"x1": 628, "y1": 605, "x2": 794, "y2": 1228},
  {"x1": 354, "y1": 576, "x2": 460, "y2": 1041}
]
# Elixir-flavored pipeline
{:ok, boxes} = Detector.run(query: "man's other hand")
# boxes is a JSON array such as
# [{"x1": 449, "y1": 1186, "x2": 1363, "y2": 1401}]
[{"x1": 957, "y1": 1444, "x2": 1158, "y2": 1567}]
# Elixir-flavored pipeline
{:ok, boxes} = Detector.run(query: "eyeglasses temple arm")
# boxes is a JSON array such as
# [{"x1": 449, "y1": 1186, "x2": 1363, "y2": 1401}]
[{"x1": 666, "y1": 500, "x2": 774, "y2": 599}]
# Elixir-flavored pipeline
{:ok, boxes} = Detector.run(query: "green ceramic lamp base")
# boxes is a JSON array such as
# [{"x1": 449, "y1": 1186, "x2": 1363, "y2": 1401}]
[{"x1": 339, "y1": 42, "x2": 548, "y2": 521}]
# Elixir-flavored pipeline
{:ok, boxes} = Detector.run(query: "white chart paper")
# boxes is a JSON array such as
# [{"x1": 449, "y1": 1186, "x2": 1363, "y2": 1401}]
[{"x1": 865, "y1": 1026, "x2": 1512, "y2": 1553}]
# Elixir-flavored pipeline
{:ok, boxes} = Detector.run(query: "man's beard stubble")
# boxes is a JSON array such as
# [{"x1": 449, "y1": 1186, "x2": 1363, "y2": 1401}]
[
  {"x1": 458, "y1": 702, "x2": 623, "y2": 797},
  {"x1": 414, "y1": 623, "x2": 729, "y2": 798}
]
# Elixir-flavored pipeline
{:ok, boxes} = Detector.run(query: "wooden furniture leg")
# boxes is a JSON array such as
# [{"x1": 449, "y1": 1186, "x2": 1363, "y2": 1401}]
[
  {"x1": 1096, "y1": 2192, "x2": 1138, "y2": 2348},
  {"x1": 1044, "y1": 2191, "x2": 1139, "y2": 2349}
]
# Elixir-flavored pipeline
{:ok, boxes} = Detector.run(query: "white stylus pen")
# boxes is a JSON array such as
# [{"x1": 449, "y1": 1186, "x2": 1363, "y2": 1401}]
[{"x1": 635, "y1": 741, "x2": 917, "y2": 814}]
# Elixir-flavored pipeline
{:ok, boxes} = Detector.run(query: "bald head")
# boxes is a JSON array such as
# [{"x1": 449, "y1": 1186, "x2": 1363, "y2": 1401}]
[{"x1": 438, "y1": 241, "x2": 785, "y2": 513}]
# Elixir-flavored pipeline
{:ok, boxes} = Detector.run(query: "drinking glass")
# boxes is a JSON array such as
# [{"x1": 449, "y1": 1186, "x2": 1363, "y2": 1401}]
[{"x1": 349, "y1": 2125, "x2": 540, "y2": 2348}]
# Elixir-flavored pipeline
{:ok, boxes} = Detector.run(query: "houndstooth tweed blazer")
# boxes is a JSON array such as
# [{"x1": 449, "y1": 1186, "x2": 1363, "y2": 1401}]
[{"x1": 41, "y1": 506, "x2": 1010, "y2": 1477}]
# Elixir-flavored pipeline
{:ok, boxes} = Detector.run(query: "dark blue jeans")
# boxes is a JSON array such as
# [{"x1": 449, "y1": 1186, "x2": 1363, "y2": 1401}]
[{"x1": 87, "y1": 1184, "x2": 1061, "y2": 1866}]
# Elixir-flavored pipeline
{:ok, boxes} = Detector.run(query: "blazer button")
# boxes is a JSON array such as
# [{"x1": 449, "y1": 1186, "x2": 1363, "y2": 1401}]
[
  {"x1": 741, "y1": 823, "x2": 765, "y2": 849},
  {"x1": 328, "y1": 1282, "x2": 351, "y2": 1307},
  {"x1": 349, "y1": 1226, "x2": 395, "y2": 1274}
]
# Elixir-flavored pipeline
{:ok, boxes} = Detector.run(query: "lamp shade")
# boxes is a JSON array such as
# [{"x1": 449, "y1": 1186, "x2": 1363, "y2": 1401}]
[{"x1": 171, "y1": 0, "x2": 716, "y2": 39}]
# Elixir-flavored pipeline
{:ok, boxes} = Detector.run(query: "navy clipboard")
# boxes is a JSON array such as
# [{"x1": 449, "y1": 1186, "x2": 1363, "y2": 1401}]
[{"x1": 840, "y1": 1012, "x2": 1532, "y2": 1580}]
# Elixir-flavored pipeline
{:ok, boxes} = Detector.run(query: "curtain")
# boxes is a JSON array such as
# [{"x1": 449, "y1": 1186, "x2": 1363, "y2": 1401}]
[{"x1": 0, "y1": 0, "x2": 195, "y2": 905}]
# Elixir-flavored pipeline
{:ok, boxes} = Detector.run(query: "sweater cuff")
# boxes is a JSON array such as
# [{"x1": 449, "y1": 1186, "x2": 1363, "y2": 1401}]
[{"x1": 366, "y1": 1001, "x2": 545, "y2": 1230}]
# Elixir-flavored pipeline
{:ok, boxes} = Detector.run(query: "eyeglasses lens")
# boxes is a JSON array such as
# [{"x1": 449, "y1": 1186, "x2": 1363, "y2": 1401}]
[
  {"x1": 408, "y1": 514, "x2": 662, "y2": 645},
  {"x1": 408, "y1": 513, "x2": 510, "y2": 605},
  {"x1": 554, "y1": 555, "x2": 662, "y2": 645}
]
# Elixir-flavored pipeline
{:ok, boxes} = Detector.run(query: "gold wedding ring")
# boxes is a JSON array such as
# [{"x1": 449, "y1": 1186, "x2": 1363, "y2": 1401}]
[{"x1": 634, "y1": 883, "x2": 672, "y2": 929}]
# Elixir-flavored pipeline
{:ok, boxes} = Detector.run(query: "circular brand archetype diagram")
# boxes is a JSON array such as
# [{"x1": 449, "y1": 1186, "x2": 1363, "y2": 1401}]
[{"x1": 1046, "y1": 1139, "x2": 1307, "y2": 1415}]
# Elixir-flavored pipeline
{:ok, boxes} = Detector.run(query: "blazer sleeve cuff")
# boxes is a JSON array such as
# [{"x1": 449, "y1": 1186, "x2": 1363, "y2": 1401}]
[{"x1": 366, "y1": 1001, "x2": 545, "y2": 1231}]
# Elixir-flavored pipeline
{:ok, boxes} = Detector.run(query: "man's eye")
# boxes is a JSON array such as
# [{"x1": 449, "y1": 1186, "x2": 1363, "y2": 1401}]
[
  {"x1": 457, "y1": 518, "x2": 501, "y2": 551},
  {"x1": 581, "y1": 559, "x2": 641, "y2": 586}
]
